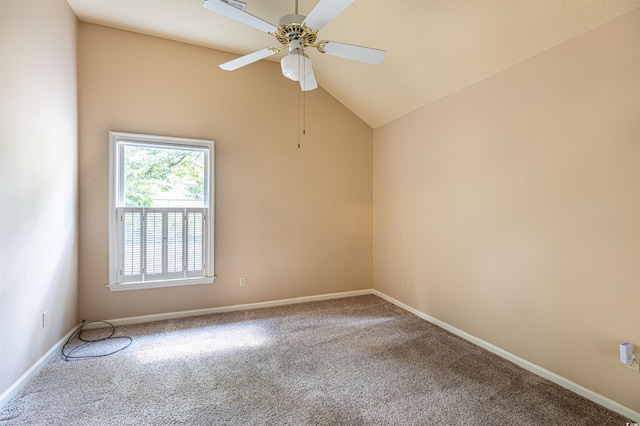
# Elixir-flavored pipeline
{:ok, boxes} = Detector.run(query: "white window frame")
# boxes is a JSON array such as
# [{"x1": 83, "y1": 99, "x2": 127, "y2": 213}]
[{"x1": 108, "y1": 131, "x2": 215, "y2": 292}]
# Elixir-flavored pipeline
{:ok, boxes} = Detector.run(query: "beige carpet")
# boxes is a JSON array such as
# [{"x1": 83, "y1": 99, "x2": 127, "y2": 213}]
[{"x1": 0, "y1": 295, "x2": 631, "y2": 425}]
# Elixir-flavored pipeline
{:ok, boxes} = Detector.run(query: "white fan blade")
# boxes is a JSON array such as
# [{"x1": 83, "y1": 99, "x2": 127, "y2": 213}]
[
  {"x1": 300, "y1": 68, "x2": 318, "y2": 91},
  {"x1": 203, "y1": 0, "x2": 276, "y2": 33},
  {"x1": 322, "y1": 41, "x2": 386, "y2": 65},
  {"x1": 304, "y1": 0, "x2": 354, "y2": 31},
  {"x1": 219, "y1": 48, "x2": 276, "y2": 71}
]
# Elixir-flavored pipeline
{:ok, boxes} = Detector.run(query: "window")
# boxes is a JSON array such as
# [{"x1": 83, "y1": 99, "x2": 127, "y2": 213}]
[{"x1": 108, "y1": 132, "x2": 214, "y2": 291}]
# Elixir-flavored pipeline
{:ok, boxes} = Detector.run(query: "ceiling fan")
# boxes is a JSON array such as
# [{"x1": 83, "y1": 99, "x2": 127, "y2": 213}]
[{"x1": 202, "y1": 0, "x2": 386, "y2": 91}]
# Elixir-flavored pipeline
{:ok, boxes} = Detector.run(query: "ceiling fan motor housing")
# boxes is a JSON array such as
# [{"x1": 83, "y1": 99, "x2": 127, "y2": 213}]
[{"x1": 274, "y1": 14, "x2": 318, "y2": 48}]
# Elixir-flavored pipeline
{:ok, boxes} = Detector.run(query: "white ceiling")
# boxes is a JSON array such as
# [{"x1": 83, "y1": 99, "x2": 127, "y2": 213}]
[{"x1": 66, "y1": 0, "x2": 640, "y2": 128}]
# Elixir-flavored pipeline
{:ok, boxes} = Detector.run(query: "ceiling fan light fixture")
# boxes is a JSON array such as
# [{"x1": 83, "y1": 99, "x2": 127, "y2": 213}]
[{"x1": 280, "y1": 52, "x2": 312, "y2": 82}]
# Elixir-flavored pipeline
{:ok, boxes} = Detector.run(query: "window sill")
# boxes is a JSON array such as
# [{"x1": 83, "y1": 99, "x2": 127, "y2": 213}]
[{"x1": 107, "y1": 276, "x2": 216, "y2": 292}]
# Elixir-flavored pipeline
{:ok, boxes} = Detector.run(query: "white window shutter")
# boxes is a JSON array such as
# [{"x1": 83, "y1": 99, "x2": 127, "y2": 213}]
[
  {"x1": 166, "y1": 210, "x2": 184, "y2": 279},
  {"x1": 145, "y1": 210, "x2": 164, "y2": 280},
  {"x1": 119, "y1": 208, "x2": 143, "y2": 283},
  {"x1": 186, "y1": 209, "x2": 205, "y2": 277},
  {"x1": 117, "y1": 207, "x2": 207, "y2": 284}
]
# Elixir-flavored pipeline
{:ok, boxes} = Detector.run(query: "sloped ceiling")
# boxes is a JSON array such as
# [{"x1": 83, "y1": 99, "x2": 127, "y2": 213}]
[{"x1": 66, "y1": 0, "x2": 640, "y2": 128}]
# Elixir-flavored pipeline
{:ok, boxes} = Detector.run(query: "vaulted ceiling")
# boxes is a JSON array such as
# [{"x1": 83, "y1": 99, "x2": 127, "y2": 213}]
[{"x1": 66, "y1": 0, "x2": 640, "y2": 128}]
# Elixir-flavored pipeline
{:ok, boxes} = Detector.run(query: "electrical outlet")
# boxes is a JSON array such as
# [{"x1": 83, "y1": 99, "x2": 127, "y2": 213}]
[
  {"x1": 42, "y1": 311, "x2": 49, "y2": 328},
  {"x1": 240, "y1": 277, "x2": 247, "y2": 287},
  {"x1": 404, "y1": 277, "x2": 409, "y2": 287},
  {"x1": 622, "y1": 352, "x2": 640, "y2": 372}
]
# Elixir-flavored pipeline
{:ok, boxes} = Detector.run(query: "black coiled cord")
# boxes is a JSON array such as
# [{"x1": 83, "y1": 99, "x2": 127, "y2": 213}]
[{"x1": 62, "y1": 320, "x2": 132, "y2": 361}]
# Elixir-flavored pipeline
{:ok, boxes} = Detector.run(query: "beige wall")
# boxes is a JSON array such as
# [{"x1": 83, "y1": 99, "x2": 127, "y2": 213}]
[
  {"x1": 374, "y1": 8, "x2": 640, "y2": 413},
  {"x1": 77, "y1": 23, "x2": 373, "y2": 321},
  {"x1": 0, "y1": 0, "x2": 78, "y2": 397}
]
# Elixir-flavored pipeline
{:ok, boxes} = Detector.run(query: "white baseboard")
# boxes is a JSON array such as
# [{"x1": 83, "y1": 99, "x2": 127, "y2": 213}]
[
  {"x1": 84, "y1": 289, "x2": 374, "y2": 329},
  {"x1": 0, "y1": 325, "x2": 80, "y2": 410},
  {"x1": 373, "y1": 290, "x2": 640, "y2": 423}
]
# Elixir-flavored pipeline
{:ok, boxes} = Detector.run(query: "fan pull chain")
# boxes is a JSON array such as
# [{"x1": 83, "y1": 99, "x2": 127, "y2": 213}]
[
  {"x1": 296, "y1": 20, "x2": 307, "y2": 150},
  {"x1": 298, "y1": 92, "x2": 306, "y2": 149},
  {"x1": 302, "y1": 83, "x2": 306, "y2": 137},
  {"x1": 297, "y1": 90, "x2": 301, "y2": 148},
  {"x1": 297, "y1": 54, "x2": 307, "y2": 149}
]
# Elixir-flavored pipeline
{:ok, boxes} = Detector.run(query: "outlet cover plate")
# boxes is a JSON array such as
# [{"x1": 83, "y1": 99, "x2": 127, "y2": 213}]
[{"x1": 622, "y1": 352, "x2": 640, "y2": 372}]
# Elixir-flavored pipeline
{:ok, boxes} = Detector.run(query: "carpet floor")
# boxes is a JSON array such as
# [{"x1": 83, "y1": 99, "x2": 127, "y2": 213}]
[{"x1": 0, "y1": 295, "x2": 632, "y2": 425}]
